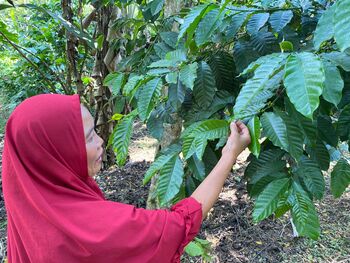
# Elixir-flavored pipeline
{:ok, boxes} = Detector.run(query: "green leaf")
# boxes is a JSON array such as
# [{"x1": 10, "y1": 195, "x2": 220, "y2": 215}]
[
  {"x1": 0, "y1": 20, "x2": 18, "y2": 43},
  {"x1": 195, "y1": 8, "x2": 224, "y2": 46},
  {"x1": 337, "y1": 104, "x2": 350, "y2": 141},
  {"x1": 123, "y1": 75, "x2": 143, "y2": 97},
  {"x1": 143, "y1": 153, "x2": 175, "y2": 185},
  {"x1": 188, "y1": 154, "x2": 206, "y2": 181},
  {"x1": 279, "y1": 41, "x2": 294, "y2": 52},
  {"x1": 165, "y1": 72, "x2": 178, "y2": 84},
  {"x1": 179, "y1": 62, "x2": 198, "y2": 90},
  {"x1": 313, "y1": 4, "x2": 336, "y2": 50},
  {"x1": 149, "y1": 0, "x2": 164, "y2": 16},
  {"x1": 253, "y1": 178, "x2": 290, "y2": 222},
  {"x1": 158, "y1": 156, "x2": 184, "y2": 205},
  {"x1": 331, "y1": 158, "x2": 350, "y2": 198},
  {"x1": 160, "y1": 32, "x2": 181, "y2": 49},
  {"x1": 103, "y1": 72, "x2": 124, "y2": 96},
  {"x1": 234, "y1": 53, "x2": 287, "y2": 119},
  {"x1": 148, "y1": 59, "x2": 178, "y2": 68},
  {"x1": 22, "y1": 4, "x2": 94, "y2": 48},
  {"x1": 247, "y1": 13, "x2": 270, "y2": 34},
  {"x1": 208, "y1": 51, "x2": 236, "y2": 91},
  {"x1": 178, "y1": 4, "x2": 214, "y2": 44},
  {"x1": 261, "y1": 112, "x2": 288, "y2": 151},
  {"x1": 233, "y1": 40, "x2": 260, "y2": 73},
  {"x1": 285, "y1": 99, "x2": 317, "y2": 145},
  {"x1": 183, "y1": 137, "x2": 210, "y2": 161},
  {"x1": 189, "y1": 119, "x2": 229, "y2": 140},
  {"x1": 249, "y1": 172, "x2": 288, "y2": 197},
  {"x1": 269, "y1": 10, "x2": 293, "y2": 33},
  {"x1": 276, "y1": 110, "x2": 304, "y2": 161},
  {"x1": 193, "y1": 61, "x2": 216, "y2": 108},
  {"x1": 0, "y1": 4, "x2": 12, "y2": 10},
  {"x1": 296, "y1": 157, "x2": 325, "y2": 200},
  {"x1": 334, "y1": 0, "x2": 350, "y2": 52},
  {"x1": 138, "y1": 78, "x2": 163, "y2": 121},
  {"x1": 275, "y1": 193, "x2": 292, "y2": 218},
  {"x1": 245, "y1": 149, "x2": 286, "y2": 186},
  {"x1": 110, "y1": 112, "x2": 136, "y2": 166},
  {"x1": 185, "y1": 241, "x2": 204, "y2": 256},
  {"x1": 290, "y1": 182, "x2": 320, "y2": 240},
  {"x1": 165, "y1": 49, "x2": 187, "y2": 62},
  {"x1": 321, "y1": 60, "x2": 344, "y2": 106},
  {"x1": 317, "y1": 115, "x2": 338, "y2": 147},
  {"x1": 226, "y1": 12, "x2": 251, "y2": 39},
  {"x1": 247, "y1": 116, "x2": 261, "y2": 158},
  {"x1": 251, "y1": 32, "x2": 279, "y2": 55},
  {"x1": 283, "y1": 52, "x2": 325, "y2": 119},
  {"x1": 321, "y1": 52, "x2": 350, "y2": 72}
]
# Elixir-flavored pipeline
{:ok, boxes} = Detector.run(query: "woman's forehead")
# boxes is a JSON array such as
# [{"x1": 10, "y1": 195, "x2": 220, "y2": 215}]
[{"x1": 81, "y1": 106, "x2": 94, "y2": 130}]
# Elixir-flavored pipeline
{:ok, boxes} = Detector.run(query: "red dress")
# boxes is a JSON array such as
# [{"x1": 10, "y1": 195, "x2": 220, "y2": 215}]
[{"x1": 2, "y1": 94, "x2": 202, "y2": 262}]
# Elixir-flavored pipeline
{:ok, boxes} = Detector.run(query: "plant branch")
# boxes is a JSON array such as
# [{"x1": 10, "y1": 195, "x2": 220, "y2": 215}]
[
  {"x1": 0, "y1": 31, "x2": 58, "y2": 93},
  {"x1": 10, "y1": 41, "x2": 71, "y2": 94}
]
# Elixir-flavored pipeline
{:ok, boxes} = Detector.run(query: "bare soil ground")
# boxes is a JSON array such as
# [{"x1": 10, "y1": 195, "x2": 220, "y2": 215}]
[{"x1": 0, "y1": 124, "x2": 349, "y2": 263}]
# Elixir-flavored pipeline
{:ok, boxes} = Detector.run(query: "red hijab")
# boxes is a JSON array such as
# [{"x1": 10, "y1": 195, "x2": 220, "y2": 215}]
[{"x1": 2, "y1": 94, "x2": 202, "y2": 262}]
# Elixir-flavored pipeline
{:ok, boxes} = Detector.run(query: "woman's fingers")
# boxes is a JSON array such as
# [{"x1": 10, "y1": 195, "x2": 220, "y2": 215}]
[{"x1": 235, "y1": 120, "x2": 249, "y2": 135}]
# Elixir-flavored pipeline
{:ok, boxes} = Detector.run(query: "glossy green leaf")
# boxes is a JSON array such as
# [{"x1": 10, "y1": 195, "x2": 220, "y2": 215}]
[
  {"x1": 290, "y1": 182, "x2": 320, "y2": 240},
  {"x1": 284, "y1": 52, "x2": 325, "y2": 119},
  {"x1": 195, "y1": 8, "x2": 224, "y2": 46},
  {"x1": 269, "y1": 10, "x2": 293, "y2": 33},
  {"x1": 261, "y1": 112, "x2": 288, "y2": 151},
  {"x1": 188, "y1": 154, "x2": 206, "y2": 181},
  {"x1": 193, "y1": 61, "x2": 216, "y2": 108},
  {"x1": 158, "y1": 156, "x2": 184, "y2": 205},
  {"x1": 104, "y1": 72, "x2": 124, "y2": 96},
  {"x1": 247, "y1": 13, "x2": 270, "y2": 34},
  {"x1": 321, "y1": 52, "x2": 350, "y2": 72},
  {"x1": 178, "y1": 4, "x2": 214, "y2": 44},
  {"x1": 110, "y1": 112, "x2": 136, "y2": 166},
  {"x1": 245, "y1": 149, "x2": 286, "y2": 186},
  {"x1": 296, "y1": 157, "x2": 325, "y2": 200},
  {"x1": 247, "y1": 116, "x2": 261, "y2": 158},
  {"x1": 331, "y1": 158, "x2": 350, "y2": 198},
  {"x1": 179, "y1": 62, "x2": 198, "y2": 90},
  {"x1": 337, "y1": 104, "x2": 350, "y2": 140},
  {"x1": 138, "y1": 78, "x2": 163, "y2": 121},
  {"x1": 313, "y1": 4, "x2": 336, "y2": 50},
  {"x1": 334, "y1": 0, "x2": 350, "y2": 52},
  {"x1": 189, "y1": 119, "x2": 229, "y2": 140},
  {"x1": 317, "y1": 115, "x2": 338, "y2": 147},
  {"x1": 253, "y1": 178, "x2": 290, "y2": 222},
  {"x1": 234, "y1": 53, "x2": 287, "y2": 119},
  {"x1": 321, "y1": 60, "x2": 344, "y2": 106},
  {"x1": 275, "y1": 110, "x2": 304, "y2": 161}
]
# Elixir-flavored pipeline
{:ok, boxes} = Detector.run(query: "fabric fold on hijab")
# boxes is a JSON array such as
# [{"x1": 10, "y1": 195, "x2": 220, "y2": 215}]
[{"x1": 2, "y1": 94, "x2": 202, "y2": 263}]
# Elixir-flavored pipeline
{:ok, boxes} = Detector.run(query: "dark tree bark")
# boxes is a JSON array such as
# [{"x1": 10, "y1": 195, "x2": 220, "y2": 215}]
[{"x1": 61, "y1": 0, "x2": 84, "y2": 96}]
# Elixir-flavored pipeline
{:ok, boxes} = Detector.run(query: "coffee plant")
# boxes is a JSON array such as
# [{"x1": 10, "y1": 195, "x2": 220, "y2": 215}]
[{"x1": 107, "y1": 0, "x2": 350, "y2": 242}]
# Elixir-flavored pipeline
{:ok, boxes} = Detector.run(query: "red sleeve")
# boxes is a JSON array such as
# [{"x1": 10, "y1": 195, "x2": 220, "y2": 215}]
[
  {"x1": 46, "y1": 197, "x2": 202, "y2": 263},
  {"x1": 169, "y1": 197, "x2": 203, "y2": 262}
]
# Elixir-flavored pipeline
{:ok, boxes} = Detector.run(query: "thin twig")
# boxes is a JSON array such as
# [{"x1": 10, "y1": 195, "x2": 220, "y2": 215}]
[
  {"x1": 10, "y1": 41, "x2": 70, "y2": 94},
  {"x1": 0, "y1": 31, "x2": 58, "y2": 93}
]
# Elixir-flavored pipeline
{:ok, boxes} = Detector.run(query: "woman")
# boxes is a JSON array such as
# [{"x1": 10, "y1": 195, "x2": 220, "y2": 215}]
[{"x1": 2, "y1": 94, "x2": 250, "y2": 262}]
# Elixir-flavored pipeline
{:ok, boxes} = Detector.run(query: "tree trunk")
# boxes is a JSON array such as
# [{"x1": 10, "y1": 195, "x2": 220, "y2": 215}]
[
  {"x1": 61, "y1": 0, "x2": 84, "y2": 96},
  {"x1": 146, "y1": 1, "x2": 184, "y2": 209},
  {"x1": 91, "y1": 5, "x2": 115, "y2": 166}
]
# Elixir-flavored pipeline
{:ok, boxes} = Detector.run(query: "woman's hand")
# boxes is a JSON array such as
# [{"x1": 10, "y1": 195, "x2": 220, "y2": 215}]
[
  {"x1": 191, "y1": 120, "x2": 251, "y2": 219},
  {"x1": 221, "y1": 120, "x2": 251, "y2": 159}
]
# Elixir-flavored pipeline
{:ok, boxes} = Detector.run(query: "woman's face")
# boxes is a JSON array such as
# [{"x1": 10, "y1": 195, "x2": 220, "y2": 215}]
[{"x1": 81, "y1": 105, "x2": 104, "y2": 177}]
